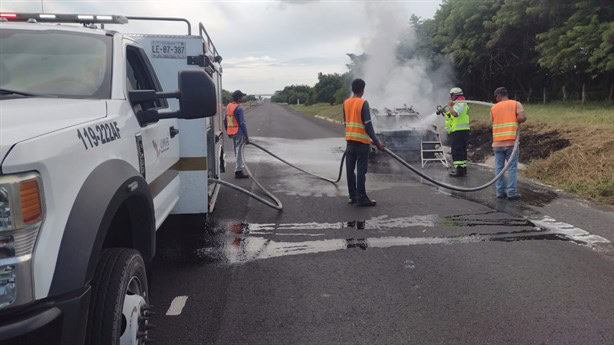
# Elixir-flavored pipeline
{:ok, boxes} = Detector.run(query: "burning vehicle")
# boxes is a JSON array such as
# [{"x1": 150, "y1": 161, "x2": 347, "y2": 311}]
[{"x1": 370, "y1": 105, "x2": 443, "y2": 163}]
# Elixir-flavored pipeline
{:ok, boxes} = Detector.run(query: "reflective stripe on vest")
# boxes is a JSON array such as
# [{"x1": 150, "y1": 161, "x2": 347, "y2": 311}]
[
  {"x1": 343, "y1": 97, "x2": 371, "y2": 144},
  {"x1": 448, "y1": 102, "x2": 470, "y2": 133},
  {"x1": 226, "y1": 103, "x2": 239, "y2": 136},
  {"x1": 491, "y1": 100, "x2": 518, "y2": 141}
]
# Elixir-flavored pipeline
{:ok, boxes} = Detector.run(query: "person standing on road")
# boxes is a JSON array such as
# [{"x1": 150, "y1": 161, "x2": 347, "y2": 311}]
[
  {"x1": 445, "y1": 87, "x2": 470, "y2": 177},
  {"x1": 225, "y1": 90, "x2": 250, "y2": 179},
  {"x1": 491, "y1": 87, "x2": 527, "y2": 200},
  {"x1": 343, "y1": 79, "x2": 385, "y2": 207}
]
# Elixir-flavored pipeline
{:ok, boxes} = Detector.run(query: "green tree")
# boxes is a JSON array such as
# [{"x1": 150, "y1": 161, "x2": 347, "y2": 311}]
[
  {"x1": 312, "y1": 73, "x2": 346, "y2": 104},
  {"x1": 429, "y1": 0, "x2": 503, "y2": 98},
  {"x1": 271, "y1": 85, "x2": 313, "y2": 104},
  {"x1": 334, "y1": 85, "x2": 351, "y2": 105},
  {"x1": 536, "y1": 0, "x2": 612, "y2": 102},
  {"x1": 243, "y1": 95, "x2": 257, "y2": 102},
  {"x1": 222, "y1": 89, "x2": 232, "y2": 105},
  {"x1": 485, "y1": 0, "x2": 554, "y2": 101}
]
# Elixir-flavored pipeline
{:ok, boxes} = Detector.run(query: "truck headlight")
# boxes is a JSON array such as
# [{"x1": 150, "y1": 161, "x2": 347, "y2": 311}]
[{"x1": 0, "y1": 173, "x2": 44, "y2": 309}]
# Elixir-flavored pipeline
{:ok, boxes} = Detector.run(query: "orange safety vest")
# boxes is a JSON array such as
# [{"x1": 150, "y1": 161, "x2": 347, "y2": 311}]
[
  {"x1": 225, "y1": 103, "x2": 239, "y2": 136},
  {"x1": 491, "y1": 100, "x2": 519, "y2": 142},
  {"x1": 343, "y1": 97, "x2": 371, "y2": 144}
]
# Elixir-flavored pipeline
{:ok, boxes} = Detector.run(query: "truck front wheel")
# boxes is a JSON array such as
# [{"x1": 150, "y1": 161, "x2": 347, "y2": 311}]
[{"x1": 86, "y1": 248, "x2": 153, "y2": 345}]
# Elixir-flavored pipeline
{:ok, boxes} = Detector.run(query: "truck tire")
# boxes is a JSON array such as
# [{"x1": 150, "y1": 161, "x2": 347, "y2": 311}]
[{"x1": 86, "y1": 248, "x2": 152, "y2": 345}]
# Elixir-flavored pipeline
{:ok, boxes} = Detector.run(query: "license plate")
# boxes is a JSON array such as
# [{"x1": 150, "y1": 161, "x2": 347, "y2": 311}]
[{"x1": 151, "y1": 41, "x2": 186, "y2": 59}]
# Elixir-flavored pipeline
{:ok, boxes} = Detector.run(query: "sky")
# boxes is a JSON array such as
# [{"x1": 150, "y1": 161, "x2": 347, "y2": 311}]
[{"x1": 1, "y1": 0, "x2": 443, "y2": 94}]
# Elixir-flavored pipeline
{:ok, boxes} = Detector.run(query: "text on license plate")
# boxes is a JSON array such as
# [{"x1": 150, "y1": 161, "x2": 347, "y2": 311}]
[{"x1": 151, "y1": 41, "x2": 186, "y2": 59}]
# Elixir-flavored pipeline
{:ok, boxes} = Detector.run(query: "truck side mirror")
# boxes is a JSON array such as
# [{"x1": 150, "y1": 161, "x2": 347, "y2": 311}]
[{"x1": 178, "y1": 70, "x2": 217, "y2": 119}]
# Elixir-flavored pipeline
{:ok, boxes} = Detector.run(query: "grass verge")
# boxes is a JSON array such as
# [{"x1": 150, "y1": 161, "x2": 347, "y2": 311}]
[
  {"x1": 289, "y1": 103, "x2": 344, "y2": 122},
  {"x1": 471, "y1": 101, "x2": 614, "y2": 205},
  {"x1": 468, "y1": 101, "x2": 613, "y2": 129}
]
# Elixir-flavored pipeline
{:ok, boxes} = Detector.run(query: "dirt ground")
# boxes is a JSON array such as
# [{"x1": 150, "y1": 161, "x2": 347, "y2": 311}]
[{"x1": 467, "y1": 123, "x2": 571, "y2": 163}]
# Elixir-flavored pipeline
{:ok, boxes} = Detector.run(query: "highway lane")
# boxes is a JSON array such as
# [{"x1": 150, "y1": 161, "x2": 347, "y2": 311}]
[{"x1": 150, "y1": 101, "x2": 614, "y2": 345}]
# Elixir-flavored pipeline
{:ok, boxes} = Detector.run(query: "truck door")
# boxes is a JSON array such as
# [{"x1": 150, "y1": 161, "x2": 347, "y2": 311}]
[{"x1": 125, "y1": 44, "x2": 180, "y2": 227}]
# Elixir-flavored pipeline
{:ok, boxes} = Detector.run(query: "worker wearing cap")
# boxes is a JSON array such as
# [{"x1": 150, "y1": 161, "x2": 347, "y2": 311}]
[
  {"x1": 491, "y1": 87, "x2": 527, "y2": 200},
  {"x1": 225, "y1": 90, "x2": 250, "y2": 179},
  {"x1": 445, "y1": 87, "x2": 470, "y2": 177},
  {"x1": 343, "y1": 79, "x2": 385, "y2": 207}
]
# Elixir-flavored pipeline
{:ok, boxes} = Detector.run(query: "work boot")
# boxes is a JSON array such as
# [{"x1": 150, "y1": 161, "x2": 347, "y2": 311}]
[
  {"x1": 449, "y1": 168, "x2": 461, "y2": 177},
  {"x1": 459, "y1": 166, "x2": 467, "y2": 176},
  {"x1": 348, "y1": 199, "x2": 357, "y2": 205},
  {"x1": 235, "y1": 171, "x2": 249, "y2": 179},
  {"x1": 357, "y1": 199, "x2": 376, "y2": 207}
]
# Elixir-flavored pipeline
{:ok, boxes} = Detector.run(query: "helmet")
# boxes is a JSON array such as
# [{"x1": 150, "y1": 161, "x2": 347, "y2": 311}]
[{"x1": 449, "y1": 87, "x2": 463, "y2": 96}]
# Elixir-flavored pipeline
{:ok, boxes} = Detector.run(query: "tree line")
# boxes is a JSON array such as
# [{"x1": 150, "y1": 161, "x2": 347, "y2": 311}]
[
  {"x1": 270, "y1": 72, "x2": 351, "y2": 105},
  {"x1": 415, "y1": 0, "x2": 613, "y2": 103},
  {"x1": 222, "y1": 89, "x2": 257, "y2": 105},
  {"x1": 273, "y1": 0, "x2": 613, "y2": 104}
]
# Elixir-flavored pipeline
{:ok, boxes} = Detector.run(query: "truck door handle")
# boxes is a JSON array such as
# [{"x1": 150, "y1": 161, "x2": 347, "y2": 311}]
[{"x1": 170, "y1": 126, "x2": 179, "y2": 138}]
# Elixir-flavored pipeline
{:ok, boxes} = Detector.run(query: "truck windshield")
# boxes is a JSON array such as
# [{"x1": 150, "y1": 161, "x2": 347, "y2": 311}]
[{"x1": 0, "y1": 29, "x2": 112, "y2": 99}]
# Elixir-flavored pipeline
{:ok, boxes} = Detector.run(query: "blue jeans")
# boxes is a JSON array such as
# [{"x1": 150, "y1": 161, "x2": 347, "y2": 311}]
[
  {"x1": 232, "y1": 135, "x2": 245, "y2": 172},
  {"x1": 494, "y1": 146, "x2": 519, "y2": 197}
]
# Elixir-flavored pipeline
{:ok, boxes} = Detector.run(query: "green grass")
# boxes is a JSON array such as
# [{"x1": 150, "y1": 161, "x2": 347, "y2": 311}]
[
  {"x1": 289, "y1": 103, "x2": 344, "y2": 122},
  {"x1": 469, "y1": 102, "x2": 613, "y2": 129},
  {"x1": 290, "y1": 102, "x2": 613, "y2": 129}
]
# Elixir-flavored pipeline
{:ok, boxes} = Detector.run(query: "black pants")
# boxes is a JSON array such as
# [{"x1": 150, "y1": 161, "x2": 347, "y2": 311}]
[
  {"x1": 346, "y1": 141, "x2": 370, "y2": 201},
  {"x1": 449, "y1": 130, "x2": 469, "y2": 168}
]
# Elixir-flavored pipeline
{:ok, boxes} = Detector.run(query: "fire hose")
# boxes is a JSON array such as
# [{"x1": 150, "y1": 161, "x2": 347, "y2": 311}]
[
  {"x1": 208, "y1": 143, "x2": 346, "y2": 210},
  {"x1": 209, "y1": 99, "x2": 520, "y2": 210},
  {"x1": 385, "y1": 100, "x2": 521, "y2": 193}
]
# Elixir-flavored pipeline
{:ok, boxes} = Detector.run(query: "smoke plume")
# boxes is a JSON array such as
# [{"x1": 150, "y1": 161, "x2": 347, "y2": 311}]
[{"x1": 358, "y1": 3, "x2": 454, "y2": 117}]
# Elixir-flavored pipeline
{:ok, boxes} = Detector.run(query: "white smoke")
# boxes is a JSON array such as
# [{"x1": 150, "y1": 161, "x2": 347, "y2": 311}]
[{"x1": 358, "y1": 3, "x2": 454, "y2": 118}]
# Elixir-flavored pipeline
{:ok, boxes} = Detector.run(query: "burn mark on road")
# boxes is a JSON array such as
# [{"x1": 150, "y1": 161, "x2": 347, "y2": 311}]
[
  {"x1": 154, "y1": 212, "x2": 611, "y2": 267},
  {"x1": 442, "y1": 214, "x2": 533, "y2": 227}
]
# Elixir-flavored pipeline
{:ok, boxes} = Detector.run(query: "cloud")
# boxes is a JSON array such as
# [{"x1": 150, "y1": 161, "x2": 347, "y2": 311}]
[
  {"x1": 0, "y1": 0, "x2": 443, "y2": 94},
  {"x1": 224, "y1": 56, "x2": 279, "y2": 69},
  {"x1": 277, "y1": 0, "x2": 320, "y2": 10}
]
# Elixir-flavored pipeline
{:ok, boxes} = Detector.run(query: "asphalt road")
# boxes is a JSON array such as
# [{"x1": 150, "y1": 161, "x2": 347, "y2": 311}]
[{"x1": 150, "y1": 101, "x2": 614, "y2": 345}]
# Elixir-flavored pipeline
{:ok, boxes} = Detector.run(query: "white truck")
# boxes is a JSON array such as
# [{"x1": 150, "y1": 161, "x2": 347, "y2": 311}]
[{"x1": 0, "y1": 12, "x2": 225, "y2": 344}]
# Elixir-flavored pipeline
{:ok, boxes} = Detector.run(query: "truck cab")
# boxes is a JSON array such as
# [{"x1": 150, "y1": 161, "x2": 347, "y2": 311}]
[{"x1": 0, "y1": 13, "x2": 223, "y2": 344}]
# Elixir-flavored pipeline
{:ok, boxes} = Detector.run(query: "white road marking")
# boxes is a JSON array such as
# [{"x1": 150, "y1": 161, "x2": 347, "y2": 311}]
[
  {"x1": 532, "y1": 216, "x2": 611, "y2": 245},
  {"x1": 166, "y1": 296, "x2": 188, "y2": 316}
]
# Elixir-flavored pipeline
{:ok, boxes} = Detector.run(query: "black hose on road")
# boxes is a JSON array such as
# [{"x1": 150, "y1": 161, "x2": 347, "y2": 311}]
[
  {"x1": 383, "y1": 133, "x2": 518, "y2": 192},
  {"x1": 248, "y1": 142, "x2": 346, "y2": 185},
  {"x1": 208, "y1": 141, "x2": 346, "y2": 211}
]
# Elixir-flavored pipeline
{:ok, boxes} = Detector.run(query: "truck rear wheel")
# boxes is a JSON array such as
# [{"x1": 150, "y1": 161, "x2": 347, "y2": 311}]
[{"x1": 86, "y1": 248, "x2": 153, "y2": 345}]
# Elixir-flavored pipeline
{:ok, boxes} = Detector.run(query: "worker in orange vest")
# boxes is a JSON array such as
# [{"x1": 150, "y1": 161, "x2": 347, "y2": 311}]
[
  {"x1": 225, "y1": 90, "x2": 250, "y2": 179},
  {"x1": 491, "y1": 87, "x2": 527, "y2": 200},
  {"x1": 343, "y1": 79, "x2": 385, "y2": 207}
]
